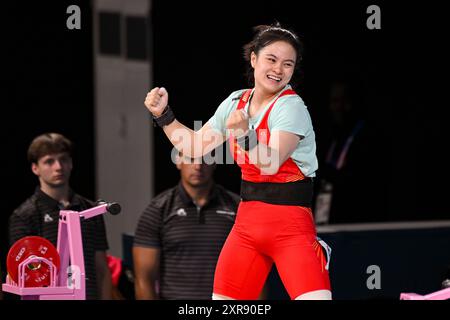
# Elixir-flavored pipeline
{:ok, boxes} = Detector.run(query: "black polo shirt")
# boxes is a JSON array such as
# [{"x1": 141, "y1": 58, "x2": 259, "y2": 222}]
[
  {"x1": 134, "y1": 183, "x2": 240, "y2": 300},
  {"x1": 8, "y1": 188, "x2": 109, "y2": 300}
]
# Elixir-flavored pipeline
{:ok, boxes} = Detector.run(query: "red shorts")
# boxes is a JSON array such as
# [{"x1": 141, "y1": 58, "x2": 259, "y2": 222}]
[{"x1": 213, "y1": 201, "x2": 331, "y2": 299}]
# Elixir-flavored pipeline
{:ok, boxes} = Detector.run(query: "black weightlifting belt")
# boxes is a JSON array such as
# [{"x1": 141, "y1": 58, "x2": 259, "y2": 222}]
[{"x1": 240, "y1": 178, "x2": 314, "y2": 207}]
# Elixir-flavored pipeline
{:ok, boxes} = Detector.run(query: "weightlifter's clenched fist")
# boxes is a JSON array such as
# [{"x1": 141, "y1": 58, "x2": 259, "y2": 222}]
[{"x1": 144, "y1": 87, "x2": 169, "y2": 117}]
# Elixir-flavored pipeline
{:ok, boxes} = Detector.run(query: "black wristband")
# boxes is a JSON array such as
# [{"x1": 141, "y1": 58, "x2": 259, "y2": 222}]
[
  {"x1": 236, "y1": 129, "x2": 258, "y2": 151},
  {"x1": 152, "y1": 105, "x2": 175, "y2": 127}
]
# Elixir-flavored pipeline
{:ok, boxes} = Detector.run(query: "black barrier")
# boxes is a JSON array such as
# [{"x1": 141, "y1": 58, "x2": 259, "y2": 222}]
[{"x1": 123, "y1": 221, "x2": 450, "y2": 300}]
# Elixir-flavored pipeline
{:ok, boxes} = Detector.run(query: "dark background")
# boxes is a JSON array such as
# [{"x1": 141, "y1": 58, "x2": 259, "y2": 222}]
[
  {"x1": 1, "y1": 0, "x2": 448, "y2": 291},
  {"x1": 1, "y1": 1, "x2": 95, "y2": 277}
]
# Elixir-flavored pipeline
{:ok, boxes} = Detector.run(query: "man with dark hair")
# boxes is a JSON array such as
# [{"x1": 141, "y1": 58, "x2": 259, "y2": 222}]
[
  {"x1": 8, "y1": 133, "x2": 112, "y2": 300},
  {"x1": 133, "y1": 153, "x2": 240, "y2": 299}
]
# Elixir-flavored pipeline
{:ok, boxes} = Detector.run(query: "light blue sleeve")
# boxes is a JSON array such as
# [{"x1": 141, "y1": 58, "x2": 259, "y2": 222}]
[
  {"x1": 207, "y1": 90, "x2": 246, "y2": 135},
  {"x1": 268, "y1": 94, "x2": 318, "y2": 177},
  {"x1": 268, "y1": 95, "x2": 312, "y2": 138}
]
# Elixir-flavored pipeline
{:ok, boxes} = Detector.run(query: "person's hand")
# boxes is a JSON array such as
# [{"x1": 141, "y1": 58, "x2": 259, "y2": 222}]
[
  {"x1": 226, "y1": 109, "x2": 249, "y2": 138},
  {"x1": 144, "y1": 87, "x2": 168, "y2": 117}
]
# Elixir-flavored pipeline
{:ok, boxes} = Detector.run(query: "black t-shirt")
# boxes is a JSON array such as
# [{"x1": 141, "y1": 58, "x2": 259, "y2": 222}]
[
  {"x1": 8, "y1": 188, "x2": 109, "y2": 300},
  {"x1": 134, "y1": 183, "x2": 240, "y2": 299}
]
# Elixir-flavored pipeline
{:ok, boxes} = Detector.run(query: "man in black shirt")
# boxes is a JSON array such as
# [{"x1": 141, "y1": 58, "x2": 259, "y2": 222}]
[
  {"x1": 133, "y1": 153, "x2": 240, "y2": 299},
  {"x1": 8, "y1": 133, "x2": 112, "y2": 300}
]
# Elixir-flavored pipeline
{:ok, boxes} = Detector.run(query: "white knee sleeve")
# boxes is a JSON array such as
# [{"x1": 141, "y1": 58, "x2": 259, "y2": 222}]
[
  {"x1": 212, "y1": 293, "x2": 236, "y2": 300},
  {"x1": 295, "y1": 289, "x2": 332, "y2": 300}
]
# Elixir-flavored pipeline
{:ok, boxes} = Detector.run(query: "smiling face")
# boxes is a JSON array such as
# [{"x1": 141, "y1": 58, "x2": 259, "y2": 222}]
[{"x1": 250, "y1": 40, "x2": 297, "y2": 95}]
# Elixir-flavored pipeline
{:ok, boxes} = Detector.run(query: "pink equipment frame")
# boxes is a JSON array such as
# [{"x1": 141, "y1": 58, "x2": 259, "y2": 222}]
[{"x1": 2, "y1": 202, "x2": 120, "y2": 300}]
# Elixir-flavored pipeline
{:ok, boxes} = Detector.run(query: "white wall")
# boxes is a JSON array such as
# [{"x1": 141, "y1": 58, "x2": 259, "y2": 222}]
[{"x1": 93, "y1": 0, "x2": 153, "y2": 257}]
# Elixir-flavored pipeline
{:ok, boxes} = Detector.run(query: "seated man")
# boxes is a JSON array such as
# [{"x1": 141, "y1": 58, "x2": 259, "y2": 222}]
[
  {"x1": 8, "y1": 133, "x2": 112, "y2": 299},
  {"x1": 133, "y1": 153, "x2": 240, "y2": 299}
]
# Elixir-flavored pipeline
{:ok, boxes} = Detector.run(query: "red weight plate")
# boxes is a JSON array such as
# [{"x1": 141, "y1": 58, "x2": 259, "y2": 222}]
[{"x1": 7, "y1": 236, "x2": 60, "y2": 287}]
